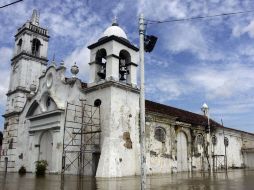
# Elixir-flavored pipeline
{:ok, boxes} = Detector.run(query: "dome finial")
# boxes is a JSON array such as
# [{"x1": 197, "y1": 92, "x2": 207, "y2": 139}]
[
  {"x1": 112, "y1": 16, "x2": 118, "y2": 26},
  {"x1": 71, "y1": 62, "x2": 79, "y2": 78}
]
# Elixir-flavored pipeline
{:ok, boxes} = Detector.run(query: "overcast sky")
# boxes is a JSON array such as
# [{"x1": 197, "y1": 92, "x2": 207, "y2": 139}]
[{"x1": 1, "y1": 0, "x2": 254, "y2": 132}]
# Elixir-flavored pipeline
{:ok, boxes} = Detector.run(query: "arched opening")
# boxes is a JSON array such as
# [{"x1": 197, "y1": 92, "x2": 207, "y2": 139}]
[
  {"x1": 26, "y1": 100, "x2": 39, "y2": 117},
  {"x1": 119, "y1": 50, "x2": 131, "y2": 81},
  {"x1": 96, "y1": 49, "x2": 107, "y2": 80},
  {"x1": 40, "y1": 92, "x2": 57, "y2": 112},
  {"x1": 39, "y1": 131, "x2": 53, "y2": 171},
  {"x1": 45, "y1": 96, "x2": 57, "y2": 112},
  {"x1": 17, "y1": 39, "x2": 22, "y2": 54},
  {"x1": 177, "y1": 131, "x2": 188, "y2": 172},
  {"x1": 94, "y1": 99, "x2": 102, "y2": 107},
  {"x1": 194, "y1": 133, "x2": 205, "y2": 169},
  {"x1": 31, "y1": 38, "x2": 41, "y2": 57}
]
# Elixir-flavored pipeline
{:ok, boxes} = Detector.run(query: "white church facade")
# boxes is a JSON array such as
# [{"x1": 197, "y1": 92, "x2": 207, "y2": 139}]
[{"x1": 1, "y1": 10, "x2": 254, "y2": 177}]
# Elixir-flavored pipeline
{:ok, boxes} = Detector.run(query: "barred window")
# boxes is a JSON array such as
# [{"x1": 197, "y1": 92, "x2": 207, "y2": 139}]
[
  {"x1": 224, "y1": 137, "x2": 229, "y2": 147},
  {"x1": 212, "y1": 135, "x2": 217, "y2": 145},
  {"x1": 154, "y1": 127, "x2": 166, "y2": 143}
]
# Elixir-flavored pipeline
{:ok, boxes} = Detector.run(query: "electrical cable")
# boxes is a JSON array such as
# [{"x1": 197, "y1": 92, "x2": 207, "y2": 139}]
[
  {"x1": 145, "y1": 9, "x2": 254, "y2": 25},
  {"x1": 0, "y1": 0, "x2": 23, "y2": 9}
]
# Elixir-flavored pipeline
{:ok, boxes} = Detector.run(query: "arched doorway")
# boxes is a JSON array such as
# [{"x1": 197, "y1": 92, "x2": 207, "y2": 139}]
[
  {"x1": 177, "y1": 131, "x2": 188, "y2": 172},
  {"x1": 39, "y1": 131, "x2": 53, "y2": 171}
]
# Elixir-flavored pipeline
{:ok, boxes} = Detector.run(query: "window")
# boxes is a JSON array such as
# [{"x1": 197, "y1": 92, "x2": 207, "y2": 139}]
[
  {"x1": 154, "y1": 127, "x2": 166, "y2": 143},
  {"x1": 96, "y1": 49, "x2": 107, "y2": 80},
  {"x1": 119, "y1": 50, "x2": 131, "y2": 81},
  {"x1": 46, "y1": 97, "x2": 51, "y2": 108},
  {"x1": 212, "y1": 135, "x2": 217, "y2": 145},
  {"x1": 224, "y1": 137, "x2": 229, "y2": 147},
  {"x1": 17, "y1": 39, "x2": 22, "y2": 54},
  {"x1": 31, "y1": 38, "x2": 41, "y2": 57},
  {"x1": 196, "y1": 134, "x2": 204, "y2": 145},
  {"x1": 94, "y1": 99, "x2": 101, "y2": 107}
]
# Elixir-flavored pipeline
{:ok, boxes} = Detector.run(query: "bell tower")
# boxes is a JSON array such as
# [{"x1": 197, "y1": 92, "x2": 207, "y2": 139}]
[
  {"x1": 88, "y1": 20, "x2": 139, "y2": 86},
  {"x1": 0, "y1": 10, "x2": 49, "y2": 171},
  {"x1": 86, "y1": 20, "x2": 141, "y2": 177},
  {"x1": 5, "y1": 10, "x2": 49, "y2": 115}
]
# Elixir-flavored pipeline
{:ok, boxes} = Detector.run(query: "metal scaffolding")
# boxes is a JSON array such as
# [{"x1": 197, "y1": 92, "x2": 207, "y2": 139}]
[{"x1": 61, "y1": 100, "x2": 101, "y2": 176}]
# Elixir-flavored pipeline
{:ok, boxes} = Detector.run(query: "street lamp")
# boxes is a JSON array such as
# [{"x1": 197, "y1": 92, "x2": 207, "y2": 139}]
[{"x1": 201, "y1": 103, "x2": 213, "y2": 173}]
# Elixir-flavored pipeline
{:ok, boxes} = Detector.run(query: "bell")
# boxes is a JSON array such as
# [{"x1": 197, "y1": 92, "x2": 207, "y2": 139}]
[
  {"x1": 97, "y1": 71, "x2": 106, "y2": 79},
  {"x1": 119, "y1": 70, "x2": 126, "y2": 80},
  {"x1": 97, "y1": 67, "x2": 106, "y2": 79},
  {"x1": 119, "y1": 74, "x2": 126, "y2": 81}
]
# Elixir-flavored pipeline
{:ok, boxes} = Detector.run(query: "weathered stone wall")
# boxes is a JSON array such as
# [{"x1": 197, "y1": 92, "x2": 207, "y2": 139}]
[{"x1": 145, "y1": 112, "x2": 254, "y2": 174}]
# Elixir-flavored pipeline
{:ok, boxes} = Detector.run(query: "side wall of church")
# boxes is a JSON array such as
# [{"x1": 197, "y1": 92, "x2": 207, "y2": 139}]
[{"x1": 146, "y1": 112, "x2": 254, "y2": 174}]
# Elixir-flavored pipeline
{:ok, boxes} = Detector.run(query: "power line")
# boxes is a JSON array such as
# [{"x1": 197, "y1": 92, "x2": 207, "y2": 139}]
[
  {"x1": 145, "y1": 9, "x2": 254, "y2": 25},
  {"x1": 0, "y1": 0, "x2": 23, "y2": 9}
]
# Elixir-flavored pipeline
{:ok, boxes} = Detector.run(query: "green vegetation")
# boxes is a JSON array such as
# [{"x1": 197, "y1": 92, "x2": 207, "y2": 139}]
[{"x1": 35, "y1": 160, "x2": 48, "y2": 176}]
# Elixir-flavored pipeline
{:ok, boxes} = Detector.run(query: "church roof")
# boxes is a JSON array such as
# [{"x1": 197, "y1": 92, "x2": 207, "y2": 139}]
[{"x1": 145, "y1": 100, "x2": 254, "y2": 135}]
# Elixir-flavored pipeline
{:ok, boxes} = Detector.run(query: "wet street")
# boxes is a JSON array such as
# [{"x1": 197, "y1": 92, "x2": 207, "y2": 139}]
[{"x1": 1, "y1": 169, "x2": 254, "y2": 190}]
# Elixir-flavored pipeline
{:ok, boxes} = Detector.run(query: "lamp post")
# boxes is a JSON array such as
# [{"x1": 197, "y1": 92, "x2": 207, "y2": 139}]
[{"x1": 201, "y1": 103, "x2": 213, "y2": 174}]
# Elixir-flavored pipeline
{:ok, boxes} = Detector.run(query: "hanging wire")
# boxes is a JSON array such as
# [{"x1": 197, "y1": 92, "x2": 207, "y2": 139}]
[
  {"x1": 145, "y1": 9, "x2": 254, "y2": 25},
  {"x1": 0, "y1": 0, "x2": 23, "y2": 9}
]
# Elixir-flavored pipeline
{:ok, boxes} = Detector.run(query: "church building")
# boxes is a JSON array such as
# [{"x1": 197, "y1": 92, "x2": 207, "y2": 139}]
[{"x1": 1, "y1": 10, "x2": 254, "y2": 177}]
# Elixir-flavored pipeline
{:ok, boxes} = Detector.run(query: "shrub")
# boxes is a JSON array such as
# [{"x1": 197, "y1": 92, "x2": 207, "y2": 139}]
[
  {"x1": 18, "y1": 166, "x2": 26, "y2": 175},
  {"x1": 35, "y1": 160, "x2": 48, "y2": 176}
]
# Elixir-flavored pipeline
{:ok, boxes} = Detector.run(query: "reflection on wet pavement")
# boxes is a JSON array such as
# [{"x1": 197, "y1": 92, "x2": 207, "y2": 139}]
[{"x1": 1, "y1": 169, "x2": 254, "y2": 190}]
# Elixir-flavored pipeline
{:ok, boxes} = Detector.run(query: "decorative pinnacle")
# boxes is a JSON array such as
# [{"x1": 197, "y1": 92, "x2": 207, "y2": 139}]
[
  {"x1": 60, "y1": 60, "x2": 64, "y2": 66},
  {"x1": 31, "y1": 9, "x2": 40, "y2": 26},
  {"x1": 51, "y1": 53, "x2": 56, "y2": 66},
  {"x1": 71, "y1": 62, "x2": 79, "y2": 78},
  {"x1": 112, "y1": 16, "x2": 118, "y2": 26}
]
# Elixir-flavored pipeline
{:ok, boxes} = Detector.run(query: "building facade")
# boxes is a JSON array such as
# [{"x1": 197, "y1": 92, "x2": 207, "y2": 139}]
[{"x1": 1, "y1": 10, "x2": 254, "y2": 177}]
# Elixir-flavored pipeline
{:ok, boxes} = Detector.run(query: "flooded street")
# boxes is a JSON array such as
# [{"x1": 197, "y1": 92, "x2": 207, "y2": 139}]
[{"x1": 1, "y1": 169, "x2": 254, "y2": 190}]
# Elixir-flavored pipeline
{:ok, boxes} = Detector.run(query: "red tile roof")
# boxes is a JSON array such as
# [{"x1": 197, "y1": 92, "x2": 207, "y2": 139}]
[{"x1": 145, "y1": 100, "x2": 254, "y2": 136}]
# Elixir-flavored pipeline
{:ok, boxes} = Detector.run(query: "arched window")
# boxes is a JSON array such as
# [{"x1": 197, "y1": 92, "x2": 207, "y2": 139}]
[
  {"x1": 94, "y1": 99, "x2": 101, "y2": 107},
  {"x1": 196, "y1": 134, "x2": 204, "y2": 145},
  {"x1": 154, "y1": 127, "x2": 166, "y2": 143},
  {"x1": 119, "y1": 50, "x2": 131, "y2": 81},
  {"x1": 17, "y1": 39, "x2": 22, "y2": 54},
  {"x1": 31, "y1": 38, "x2": 41, "y2": 56},
  {"x1": 212, "y1": 135, "x2": 217, "y2": 145},
  {"x1": 96, "y1": 49, "x2": 107, "y2": 80},
  {"x1": 46, "y1": 97, "x2": 51, "y2": 108}
]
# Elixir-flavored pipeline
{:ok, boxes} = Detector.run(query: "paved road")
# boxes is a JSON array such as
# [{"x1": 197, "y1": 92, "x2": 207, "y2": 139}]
[{"x1": 1, "y1": 169, "x2": 254, "y2": 190}]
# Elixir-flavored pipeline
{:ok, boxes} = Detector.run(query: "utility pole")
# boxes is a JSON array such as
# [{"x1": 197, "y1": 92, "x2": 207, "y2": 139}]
[
  {"x1": 201, "y1": 103, "x2": 213, "y2": 174},
  {"x1": 207, "y1": 112, "x2": 213, "y2": 174},
  {"x1": 139, "y1": 13, "x2": 146, "y2": 190}
]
